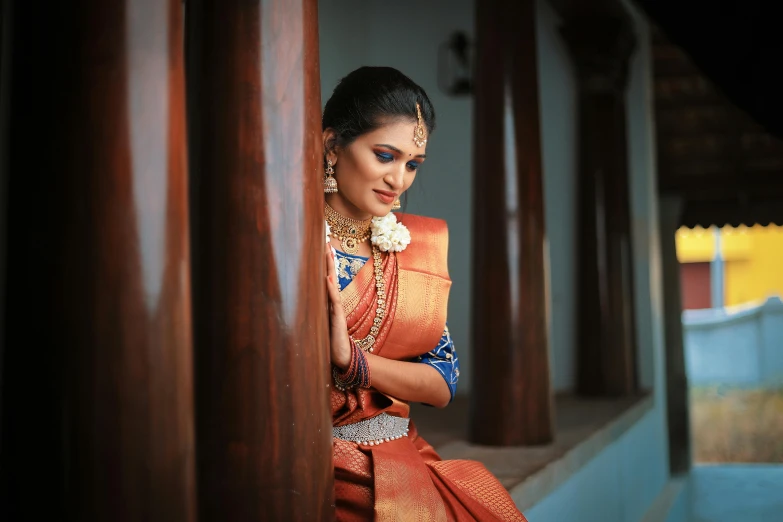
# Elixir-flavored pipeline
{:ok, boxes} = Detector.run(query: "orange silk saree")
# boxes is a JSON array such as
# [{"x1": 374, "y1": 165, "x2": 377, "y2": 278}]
[{"x1": 332, "y1": 214, "x2": 527, "y2": 522}]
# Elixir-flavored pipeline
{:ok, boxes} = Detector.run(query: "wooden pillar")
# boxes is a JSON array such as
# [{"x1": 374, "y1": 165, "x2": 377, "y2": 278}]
[
  {"x1": 469, "y1": 0, "x2": 554, "y2": 446},
  {"x1": 1, "y1": 1, "x2": 195, "y2": 520},
  {"x1": 0, "y1": 0, "x2": 11, "y2": 439},
  {"x1": 562, "y1": 9, "x2": 639, "y2": 396},
  {"x1": 659, "y1": 196, "x2": 691, "y2": 474},
  {"x1": 186, "y1": 1, "x2": 333, "y2": 520}
]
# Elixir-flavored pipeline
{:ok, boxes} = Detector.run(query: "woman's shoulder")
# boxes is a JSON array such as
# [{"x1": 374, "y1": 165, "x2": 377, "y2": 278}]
[
  {"x1": 393, "y1": 213, "x2": 449, "y2": 277},
  {"x1": 394, "y1": 212, "x2": 449, "y2": 238}
]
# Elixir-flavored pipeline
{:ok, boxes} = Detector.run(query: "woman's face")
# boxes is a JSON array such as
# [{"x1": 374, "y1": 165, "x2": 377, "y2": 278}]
[{"x1": 325, "y1": 119, "x2": 427, "y2": 219}]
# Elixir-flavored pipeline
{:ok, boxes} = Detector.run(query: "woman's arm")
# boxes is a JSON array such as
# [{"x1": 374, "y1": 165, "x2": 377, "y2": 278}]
[{"x1": 365, "y1": 354, "x2": 452, "y2": 408}]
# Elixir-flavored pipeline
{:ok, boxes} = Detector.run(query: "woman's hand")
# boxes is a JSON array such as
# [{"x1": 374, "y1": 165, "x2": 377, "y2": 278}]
[{"x1": 325, "y1": 242, "x2": 352, "y2": 369}]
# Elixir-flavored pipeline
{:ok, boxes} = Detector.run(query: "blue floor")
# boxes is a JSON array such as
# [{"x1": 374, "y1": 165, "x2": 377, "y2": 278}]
[{"x1": 689, "y1": 465, "x2": 783, "y2": 522}]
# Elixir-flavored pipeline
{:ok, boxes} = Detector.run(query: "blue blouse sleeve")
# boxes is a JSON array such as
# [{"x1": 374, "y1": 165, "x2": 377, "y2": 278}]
[{"x1": 416, "y1": 324, "x2": 459, "y2": 402}]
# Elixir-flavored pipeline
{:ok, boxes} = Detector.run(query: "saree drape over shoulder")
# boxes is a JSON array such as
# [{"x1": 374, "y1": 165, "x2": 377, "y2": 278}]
[{"x1": 332, "y1": 214, "x2": 527, "y2": 522}]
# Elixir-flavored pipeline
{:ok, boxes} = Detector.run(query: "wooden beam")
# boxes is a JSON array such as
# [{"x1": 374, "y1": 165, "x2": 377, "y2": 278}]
[
  {"x1": 469, "y1": 0, "x2": 554, "y2": 446},
  {"x1": 185, "y1": 0, "x2": 334, "y2": 519},
  {"x1": 0, "y1": 0, "x2": 11, "y2": 444},
  {"x1": 562, "y1": 8, "x2": 639, "y2": 396},
  {"x1": 1, "y1": 1, "x2": 196, "y2": 519}
]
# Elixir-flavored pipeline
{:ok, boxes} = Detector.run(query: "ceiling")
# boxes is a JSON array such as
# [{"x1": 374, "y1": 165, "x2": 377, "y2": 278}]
[{"x1": 548, "y1": 0, "x2": 783, "y2": 227}]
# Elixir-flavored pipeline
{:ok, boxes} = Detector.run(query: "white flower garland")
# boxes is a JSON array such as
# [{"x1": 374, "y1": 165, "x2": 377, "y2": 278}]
[
  {"x1": 370, "y1": 213, "x2": 410, "y2": 253},
  {"x1": 325, "y1": 213, "x2": 410, "y2": 255}
]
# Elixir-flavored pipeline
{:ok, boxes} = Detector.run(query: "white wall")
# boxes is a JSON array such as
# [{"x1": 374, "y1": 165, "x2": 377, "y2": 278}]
[
  {"x1": 319, "y1": 0, "x2": 579, "y2": 393},
  {"x1": 536, "y1": 0, "x2": 578, "y2": 392},
  {"x1": 525, "y1": 4, "x2": 671, "y2": 521}
]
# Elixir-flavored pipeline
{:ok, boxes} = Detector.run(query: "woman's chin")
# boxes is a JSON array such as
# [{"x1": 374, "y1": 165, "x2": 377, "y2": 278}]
[
  {"x1": 362, "y1": 201, "x2": 392, "y2": 218},
  {"x1": 373, "y1": 205, "x2": 394, "y2": 217}
]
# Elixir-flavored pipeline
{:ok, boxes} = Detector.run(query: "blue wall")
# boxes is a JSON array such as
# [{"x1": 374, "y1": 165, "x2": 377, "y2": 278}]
[
  {"x1": 684, "y1": 296, "x2": 783, "y2": 387},
  {"x1": 525, "y1": 0, "x2": 670, "y2": 519}
]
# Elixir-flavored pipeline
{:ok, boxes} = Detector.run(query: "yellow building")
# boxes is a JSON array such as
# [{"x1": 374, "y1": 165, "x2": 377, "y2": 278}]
[{"x1": 676, "y1": 224, "x2": 783, "y2": 307}]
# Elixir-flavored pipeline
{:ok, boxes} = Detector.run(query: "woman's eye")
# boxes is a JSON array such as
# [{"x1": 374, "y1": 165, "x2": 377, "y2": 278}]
[
  {"x1": 406, "y1": 161, "x2": 420, "y2": 171},
  {"x1": 375, "y1": 152, "x2": 394, "y2": 163}
]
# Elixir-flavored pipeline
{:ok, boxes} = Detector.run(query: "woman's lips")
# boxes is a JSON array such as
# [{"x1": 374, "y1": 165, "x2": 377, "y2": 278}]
[{"x1": 373, "y1": 190, "x2": 396, "y2": 204}]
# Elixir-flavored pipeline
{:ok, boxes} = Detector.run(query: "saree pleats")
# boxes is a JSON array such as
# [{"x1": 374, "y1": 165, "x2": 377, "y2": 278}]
[
  {"x1": 334, "y1": 438, "x2": 375, "y2": 521},
  {"x1": 371, "y1": 437, "x2": 448, "y2": 521}
]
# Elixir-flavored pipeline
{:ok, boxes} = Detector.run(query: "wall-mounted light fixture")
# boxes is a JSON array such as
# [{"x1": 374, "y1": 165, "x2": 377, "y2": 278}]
[{"x1": 437, "y1": 31, "x2": 474, "y2": 96}]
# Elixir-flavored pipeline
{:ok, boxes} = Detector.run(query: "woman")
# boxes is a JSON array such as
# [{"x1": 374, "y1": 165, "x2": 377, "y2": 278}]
[{"x1": 323, "y1": 66, "x2": 527, "y2": 522}]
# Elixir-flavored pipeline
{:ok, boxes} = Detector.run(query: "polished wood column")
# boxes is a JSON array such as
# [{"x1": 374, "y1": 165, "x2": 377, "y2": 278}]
[
  {"x1": 1, "y1": 1, "x2": 195, "y2": 520},
  {"x1": 0, "y1": 0, "x2": 11, "y2": 440},
  {"x1": 659, "y1": 196, "x2": 691, "y2": 474},
  {"x1": 469, "y1": 0, "x2": 554, "y2": 446},
  {"x1": 186, "y1": 1, "x2": 333, "y2": 520},
  {"x1": 562, "y1": 10, "x2": 639, "y2": 396}
]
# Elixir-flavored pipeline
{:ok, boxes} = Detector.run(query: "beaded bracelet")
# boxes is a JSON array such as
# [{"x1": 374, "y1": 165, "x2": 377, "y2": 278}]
[{"x1": 333, "y1": 337, "x2": 372, "y2": 391}]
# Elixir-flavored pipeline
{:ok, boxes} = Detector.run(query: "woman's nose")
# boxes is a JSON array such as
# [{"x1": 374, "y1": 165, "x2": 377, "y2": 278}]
[{"x1": 385, "y1": 166, "x2": 405, "y2": 190}]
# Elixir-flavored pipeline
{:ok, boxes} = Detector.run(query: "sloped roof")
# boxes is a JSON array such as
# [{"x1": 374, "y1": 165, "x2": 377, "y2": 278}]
[
  {"x1": 636, "y1": 0, "x2": 783, "y2": 140},
  {"x1": 649, "y1": 28, "x2": 783, "y2": 227}
]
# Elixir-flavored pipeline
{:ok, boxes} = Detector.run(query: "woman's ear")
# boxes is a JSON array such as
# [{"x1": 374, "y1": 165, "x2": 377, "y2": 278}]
[{"x1": 322, "y1": 128, "x2": 339, "y2": 166}]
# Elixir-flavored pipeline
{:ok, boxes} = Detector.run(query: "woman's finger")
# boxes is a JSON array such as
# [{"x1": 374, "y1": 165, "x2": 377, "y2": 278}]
[
  {"x1": 326, "y1": 272, "x2": 342, "y2": 309},
  {"x1": 325, "y1": 244, "x2": 337, "y2": 281},
  {"x1": 324, "y1": 242, "x2": 332, "y2": 274},
  {"x1": 323, "y1": 243, "x2": 346, "y2": 323}
]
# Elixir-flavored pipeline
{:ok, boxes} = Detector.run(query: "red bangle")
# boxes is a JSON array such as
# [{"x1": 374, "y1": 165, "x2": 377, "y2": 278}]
[{"x1": 333, "y1": 337, "x2": 371, "y2": 390}]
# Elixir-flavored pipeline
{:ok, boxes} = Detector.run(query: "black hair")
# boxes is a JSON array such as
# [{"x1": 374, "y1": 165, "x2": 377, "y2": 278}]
[{"x1": 322, "y1": 66, "x2": 436, "y2": 153}]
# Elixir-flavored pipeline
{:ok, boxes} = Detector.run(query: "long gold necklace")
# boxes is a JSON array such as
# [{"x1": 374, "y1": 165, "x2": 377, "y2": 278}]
[
  {"x1": 325, "y1": 203, "x2": 372, "y2": 255},
  {"x1": 353, "y1": 246, "x2": 385, "y2": 353},
  {"x1": 324, "y1": 204, "x2": 388, "y2": 353}
]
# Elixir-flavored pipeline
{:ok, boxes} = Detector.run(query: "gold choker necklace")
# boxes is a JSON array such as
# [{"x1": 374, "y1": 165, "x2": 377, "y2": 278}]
[{"x1": 325, "y1": 203, "x2": 372, "y2": 255}]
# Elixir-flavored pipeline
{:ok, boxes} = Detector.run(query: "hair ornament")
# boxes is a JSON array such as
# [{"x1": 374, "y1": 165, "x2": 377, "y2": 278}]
[{"x1": 413, "y1": 103, "x2": 427, "y2": 148}]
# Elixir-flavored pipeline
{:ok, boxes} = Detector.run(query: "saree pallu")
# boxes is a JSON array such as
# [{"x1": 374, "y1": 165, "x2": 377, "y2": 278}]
[{"x1": 332, "y1": 214, "x2": 526, "y2": 522}]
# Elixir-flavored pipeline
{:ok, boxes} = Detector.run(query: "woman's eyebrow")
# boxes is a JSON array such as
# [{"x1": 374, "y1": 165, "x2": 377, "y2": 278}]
[
  {"x1": 374, "y1": 143, "x2": 402, "y2": 153},
  {"x1": 374, "y1": 143, "x2": 426, "y2": 159}
]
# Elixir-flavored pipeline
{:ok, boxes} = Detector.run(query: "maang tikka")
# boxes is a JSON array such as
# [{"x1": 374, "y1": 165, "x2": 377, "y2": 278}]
[
  {"x1": 413, "y1": 103, "x2": 427, "y2": 148},
  {"x1": 324, "y1": 159, "x2": 338, "y2": 194}
]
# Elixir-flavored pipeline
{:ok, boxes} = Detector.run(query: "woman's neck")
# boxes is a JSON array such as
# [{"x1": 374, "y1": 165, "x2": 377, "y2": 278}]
[{"x1": 325, "y1": 194, "x2": 372, "y2": 221}]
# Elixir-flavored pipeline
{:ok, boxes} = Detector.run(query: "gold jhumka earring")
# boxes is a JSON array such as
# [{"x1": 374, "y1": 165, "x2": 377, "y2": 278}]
[
  {"x1": 324, "y1": 159, "x2": 338, "y2": 194},
  {"x1": 392, "y1": 199, "x2": 401, "y2": 210},
  {"x1": 413, "y1": 103, "x2": 427, "y2": 148}
]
